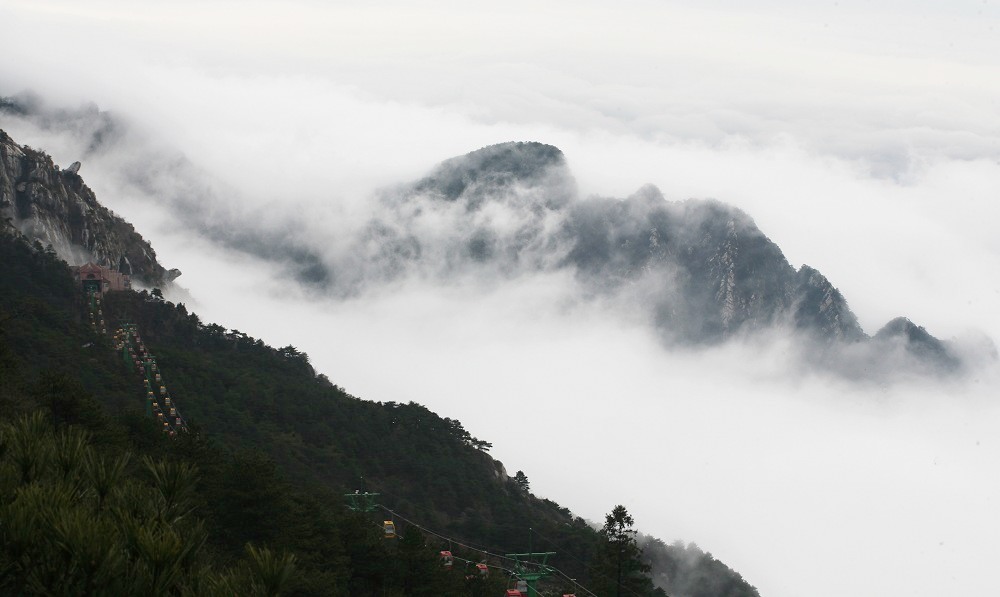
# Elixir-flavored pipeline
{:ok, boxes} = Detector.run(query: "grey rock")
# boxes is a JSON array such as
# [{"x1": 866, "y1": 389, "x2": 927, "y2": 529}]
[
  {"x1": 0, "y1": 128, "x2": 172, "y2": 287},
  {"x1": 349, "y1": 141, "x2": 973, "y2": 375}
]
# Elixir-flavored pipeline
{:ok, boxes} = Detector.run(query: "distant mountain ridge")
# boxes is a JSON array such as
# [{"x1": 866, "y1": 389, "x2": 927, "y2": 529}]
[
  {"x1": 0, "y1": 105, "x2": 981, "y2": 376},
  {"x1": 401, "y1": 142, "x2": 859, "y2": 343},
  {"x1": 357, "y1": 141, "x2": 970, "y2": 376}
]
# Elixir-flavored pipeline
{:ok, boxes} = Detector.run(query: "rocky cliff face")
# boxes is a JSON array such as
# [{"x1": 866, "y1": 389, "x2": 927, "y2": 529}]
[
  {"x1": 384, "y1": 142, "x2": 867, "y2": 342},
  {"x1": 358, "y1": 141, "x2": 967, "y2": 373},
  {"x1": 560, "y1": 188, "x2": 866, "y2": 344},
  {"x1": 0, "y1": 129, "x2": 177, "y2": 287}
]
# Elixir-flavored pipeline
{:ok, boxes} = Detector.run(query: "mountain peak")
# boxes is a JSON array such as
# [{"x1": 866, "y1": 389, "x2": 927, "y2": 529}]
[
  {"x1": 627, "y1": 183, "x2": 665, "y2": 204},
  {"x1": 411, "y1": 141, "x2": 574, "y2": 208},
  {"x1": 874, "y1": 316, "x2": 961, "y2": 372}
]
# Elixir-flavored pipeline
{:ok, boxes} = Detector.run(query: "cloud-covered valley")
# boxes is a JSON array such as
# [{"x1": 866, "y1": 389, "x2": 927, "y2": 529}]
[{"x1": 2, "y1": 2, "x2": 1000, "y2": 596}]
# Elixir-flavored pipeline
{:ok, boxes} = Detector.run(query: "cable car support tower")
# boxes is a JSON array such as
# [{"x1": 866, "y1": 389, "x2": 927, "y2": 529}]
[{"x1": 503, "y1": 526, "x2": 557, "y2": 597}]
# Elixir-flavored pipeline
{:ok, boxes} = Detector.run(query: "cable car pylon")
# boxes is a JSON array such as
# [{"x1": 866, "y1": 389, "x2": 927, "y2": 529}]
[
  {"x1": 348, "y1": 486, "x2": 599, "y2": 596},
  {"x1": 503, "y1": 527, "x2": 559, "y2": 597},
  {"x1": 344, "y1": 476, "x2": 381, "y2": 514},
  {"x1": 343, "y1": 490, "x2": 381, "y2": 513}
]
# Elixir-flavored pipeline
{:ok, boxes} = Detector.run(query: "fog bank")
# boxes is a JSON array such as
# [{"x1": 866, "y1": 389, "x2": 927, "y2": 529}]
[{"x1": 3, "y1": 1, "x2": 1000, "y2": 595}]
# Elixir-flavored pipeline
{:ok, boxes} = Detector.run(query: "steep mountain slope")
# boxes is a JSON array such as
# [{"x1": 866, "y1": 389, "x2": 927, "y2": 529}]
[
  {"x1": 0, "y1": 129, "x2": 177, "y2": 286},
  {"x1": 0, "y1": 155, "x2": 760, "y2": 596},
  {"x1": 559, "y1": 188, "x2": 865, "y2": 344}
]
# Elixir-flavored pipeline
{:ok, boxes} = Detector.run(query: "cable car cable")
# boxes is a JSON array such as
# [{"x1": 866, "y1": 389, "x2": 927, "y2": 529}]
[
  {"x1": 522, "y1": 528, "x2": 602, "y2": 597},
  {"x1": 379, "y1": 506, "x2": 525, "y2": 567},
  {"x1": 377, "y1": 504, "x2": 601, "y2": 597},
  {"x1": 372, "y1": 486, "x2": 521, "y2": 554}
]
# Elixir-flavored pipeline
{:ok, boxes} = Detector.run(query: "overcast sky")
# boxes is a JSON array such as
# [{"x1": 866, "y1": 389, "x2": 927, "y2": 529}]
[{"x1": 2, "y1": 2, "x2": 1000, "y2": 596}]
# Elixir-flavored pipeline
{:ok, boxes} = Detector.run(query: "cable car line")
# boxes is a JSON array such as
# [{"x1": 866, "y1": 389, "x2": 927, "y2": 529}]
[
  {"x1": 370, "y1": 517, "x2": 521, "y2": 581},
  {"x1": 372, "y1": 486, "x2": 526, "y2": 558},
  {"x1": 380, "y1": 506, "x2": 524, "y2": 567},
  {"x1": 518, "y1": 525, "x2": 652, "y2": 597},
  {"x1": 376, "y1": 504, "x2": 599, "y2": 597},
  {"x1": 86, "y1": 290, "x2": 189, "y2": 438},
  {"x1": 519, "y1": 528, "x2": 600, "y2": 597}
]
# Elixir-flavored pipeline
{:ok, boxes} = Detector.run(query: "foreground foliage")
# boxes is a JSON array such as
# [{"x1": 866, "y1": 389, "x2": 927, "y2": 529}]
[
  {"x1": 0, "y1": 413, "x2": 297, "y2": 596},
  {"x1": 0, "y1": 224, "x2": 760, "y2": 596}
]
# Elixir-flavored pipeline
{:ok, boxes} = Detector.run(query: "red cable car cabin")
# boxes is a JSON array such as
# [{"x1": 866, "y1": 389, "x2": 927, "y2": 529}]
[
  {"x1": 440, "y1": 550, "x2": 453, "y2": 569},
  {"x1": 505, "y1": 591, "x2": 522, "y2": 597},
  {"x1": 476, "y1": 563, "x2": 488, "y2": 577}
]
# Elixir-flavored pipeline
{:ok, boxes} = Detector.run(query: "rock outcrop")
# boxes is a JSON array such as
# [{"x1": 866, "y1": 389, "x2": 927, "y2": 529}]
[{"x1": 0, "y1": 129, "x2": 173, "y2": 287}]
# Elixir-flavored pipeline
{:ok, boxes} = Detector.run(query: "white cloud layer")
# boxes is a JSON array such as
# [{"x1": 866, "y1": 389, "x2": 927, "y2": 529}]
[{"x1": 2, "y1": 2, "x2": 1000, "y2": 596}]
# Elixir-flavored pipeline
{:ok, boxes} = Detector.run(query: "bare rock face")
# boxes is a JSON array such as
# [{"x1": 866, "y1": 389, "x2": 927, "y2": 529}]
[
  {"x1": 0, "y1": 129, "x2": 173, "y2": 287},
  {"x1": 373, "y1": 142, "x2": 975, "y2": 374},
  {"x1": 792, "y1": 265, "x2": 865, "y2": 342},
  {"x1": 559, "y1": 188, "x2": 861, "y2": 344},
  {"x1": 873, "y1": 317, "x2": 962, "y2": 372}
]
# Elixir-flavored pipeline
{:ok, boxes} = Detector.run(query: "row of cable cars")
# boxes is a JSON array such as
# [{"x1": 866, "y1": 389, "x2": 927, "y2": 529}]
[
  {"x1": 504, "y1": 580, "x2": 577, "y2": 597},
  {"x1": 383, "y1": 521, "x2": 576, "y2": 597},
  {"x1": 114, "y1": 325, "x2": 186, "y2": 436}
]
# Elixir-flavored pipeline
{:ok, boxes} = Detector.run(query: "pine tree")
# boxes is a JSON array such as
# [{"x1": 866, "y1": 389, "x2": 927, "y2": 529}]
[
  {"x1": 513, "y1": 470, "x2": 530, "y2": 492},
  {"x1": 589, "y1": 505, "x2": 660, "y2": 597}
]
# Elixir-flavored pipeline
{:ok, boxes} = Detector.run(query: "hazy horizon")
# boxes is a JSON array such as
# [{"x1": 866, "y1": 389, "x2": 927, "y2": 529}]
[{"x1": 2, "y1": 2, "x2": 999, "y2": 596}]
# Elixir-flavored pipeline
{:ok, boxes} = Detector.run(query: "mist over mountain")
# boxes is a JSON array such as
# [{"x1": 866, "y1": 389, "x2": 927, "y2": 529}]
[
  {"x1": 3, "y1": 2, "x2": 999, "y2": 594},
  {"x1": 321, "y1": 141, "x2": 981, "y2": 378},
  {"x1": 0, "y1": 124, "x2": 762, "y2": 597},
  {"x1": 0, "y1": 95, "x2": 989, "y2": 380},
  {"x1": 0, "y1": 95, "x2": 331, "y2": 287}
]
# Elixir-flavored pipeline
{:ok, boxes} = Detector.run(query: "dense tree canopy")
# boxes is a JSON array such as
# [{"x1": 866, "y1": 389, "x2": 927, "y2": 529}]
[{"x1": 0, "y1": 226, "x2": 761, "y2": 597}]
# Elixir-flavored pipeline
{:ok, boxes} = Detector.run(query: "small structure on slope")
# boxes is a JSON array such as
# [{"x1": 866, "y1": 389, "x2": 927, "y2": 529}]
[{"x1": 71, "y1": 262, "x2": 131, "y2": 295}]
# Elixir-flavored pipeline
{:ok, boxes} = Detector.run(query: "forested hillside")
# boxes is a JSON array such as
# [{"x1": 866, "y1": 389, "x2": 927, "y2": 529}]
[{"x1": 0, "y1": 222, "x2": 759, "y2": 597}]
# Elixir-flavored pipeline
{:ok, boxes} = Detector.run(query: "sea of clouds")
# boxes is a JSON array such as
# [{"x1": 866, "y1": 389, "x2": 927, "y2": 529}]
[{"x1": 2, "y1": 2, "x2": 999, "y2": 596}]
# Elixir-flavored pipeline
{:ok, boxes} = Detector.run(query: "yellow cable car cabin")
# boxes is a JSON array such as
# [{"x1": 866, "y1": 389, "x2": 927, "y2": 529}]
[{"x1": 383, "y1": 521, "x2": 396, "y2": 538}]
